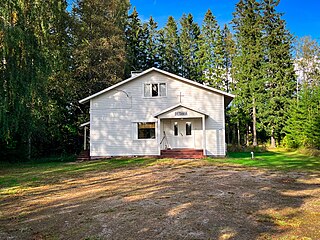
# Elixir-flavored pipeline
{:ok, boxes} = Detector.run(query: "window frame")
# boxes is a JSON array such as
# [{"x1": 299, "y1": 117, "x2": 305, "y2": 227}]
[
  {"x1": 136, "y1": 122, "x2": 156, "y2": 140},
  {"x1": 186, "y1": 122, "x2": 192, "y2": 136},
  {"x1": 174, "y1": 122, "x2": 179, "y2": 136},
  {"x1": 143, "y1": 82, "x2": 167, "y2": 98}
]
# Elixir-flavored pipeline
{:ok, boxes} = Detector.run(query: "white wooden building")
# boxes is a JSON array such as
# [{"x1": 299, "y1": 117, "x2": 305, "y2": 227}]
[{"x1": 79, "y1": 68, "x2": 234, "y2": 158}]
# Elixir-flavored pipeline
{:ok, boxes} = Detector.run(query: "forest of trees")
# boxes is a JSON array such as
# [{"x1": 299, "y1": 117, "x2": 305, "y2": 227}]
[{"x1": 1, "y1": 0, "x2": 319, "y2": 161}]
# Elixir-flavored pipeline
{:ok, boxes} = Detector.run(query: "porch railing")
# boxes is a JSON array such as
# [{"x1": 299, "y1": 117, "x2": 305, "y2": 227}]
[{"x1": 160, "y1": 131, "x2": 169, "y2": 149}]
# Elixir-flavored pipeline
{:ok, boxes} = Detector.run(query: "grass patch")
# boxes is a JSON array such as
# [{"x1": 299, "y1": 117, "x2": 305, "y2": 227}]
[
  {"x1": 256, "y1": 212, "x2": 301, "y2": 228},
  {"x1": 1, "y1": 149, "x2": 319, "y2": 197},
  {"x1": 207, "y1": 149, "x2": 320, "y2": 171},
  {"x1": 0, "y1": 157, "x2": 158, "y2": 196}
]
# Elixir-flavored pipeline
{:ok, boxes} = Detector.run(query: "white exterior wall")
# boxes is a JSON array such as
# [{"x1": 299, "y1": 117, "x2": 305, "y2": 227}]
[{"x1": 89, "y1": 71, "x2": 226, "y2": 157}]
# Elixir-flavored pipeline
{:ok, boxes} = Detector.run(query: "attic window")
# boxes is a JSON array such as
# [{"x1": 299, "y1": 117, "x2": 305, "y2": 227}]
[{"x1": 144, "y1": 83, "x2": 166, "y2": 97}]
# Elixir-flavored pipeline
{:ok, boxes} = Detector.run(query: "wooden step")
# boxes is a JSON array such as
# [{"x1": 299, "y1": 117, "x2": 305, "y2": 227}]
[
  {"x1": 160, "y1": 149, "x2": 204, "y2": 159},
  {"x1": 160, "y1": 155, "x2": 204, "y2": 159},
  {"x1": 77, "y1": 150, "x2": 90, "y2": 161},
  {"x1": 161, "y1": 149, "x2": 203, "y2": 154}
]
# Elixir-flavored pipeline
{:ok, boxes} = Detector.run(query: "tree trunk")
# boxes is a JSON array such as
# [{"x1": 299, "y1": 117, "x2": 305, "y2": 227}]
[
  {"x1": 28, "y1": 135, "x2": 32, "y2": 160},
  {"x1": 232, "y1": 125, "x2": 236, "y2": 145},
  {"x1": 252, "y1": 98, "x2": 257, "y2": 147},
  {"x1": 237, "y1": 121, "x2": 241, "y2": 146},
  {"x1": 226, "y1": 124, "x2": 230, "y2": 144},
  {"x1": 246, "y1": 125, "x2": 249, "y2": 146},
  {"x1": 270, "y1": 128, "x2": 276, "y2": 148}
]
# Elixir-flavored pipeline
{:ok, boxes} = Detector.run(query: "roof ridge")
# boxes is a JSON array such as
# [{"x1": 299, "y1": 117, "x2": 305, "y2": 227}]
[{"x1": 79, "y1": 67, "x2": 235, "y2": 104}]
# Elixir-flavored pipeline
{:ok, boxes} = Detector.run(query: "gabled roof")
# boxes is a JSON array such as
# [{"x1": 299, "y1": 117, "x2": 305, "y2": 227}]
[
  {"x1": 154, "y1": 104, "x2": 208, "y2": 118},
  {"x1": 79, "y1": 67, "x2": 235, "y2": 104}
]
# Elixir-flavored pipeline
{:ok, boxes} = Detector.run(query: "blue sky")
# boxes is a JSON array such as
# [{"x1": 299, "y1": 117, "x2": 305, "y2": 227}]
[
  {"x1": 130, "y1": 0, "x2": 320, "y2": 40},
  {"x1": 67, "y1": 0, "x2": 320, "y2": 40}
]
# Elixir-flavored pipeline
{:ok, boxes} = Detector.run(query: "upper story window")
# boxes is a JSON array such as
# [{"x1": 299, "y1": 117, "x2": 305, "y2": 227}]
[{"x1": 144, "y1": 83, "x2": 166, "y2": 97}]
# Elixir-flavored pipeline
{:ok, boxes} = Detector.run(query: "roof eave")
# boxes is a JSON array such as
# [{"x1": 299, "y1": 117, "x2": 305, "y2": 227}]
[
  {"x1": 78, "y1": 68, "x2": 157, "y2": 104},
  {"x1": 154, "y1": 104, "x2": 208, "y2": 118},
  {"x1": 79, "y1": 67, "x2": 235, "y2": 104}
]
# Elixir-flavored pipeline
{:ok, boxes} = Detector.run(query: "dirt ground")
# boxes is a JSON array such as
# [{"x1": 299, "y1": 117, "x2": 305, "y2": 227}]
[{"x1": 1, "y1": 160, "x2": 320, "y2": 240}]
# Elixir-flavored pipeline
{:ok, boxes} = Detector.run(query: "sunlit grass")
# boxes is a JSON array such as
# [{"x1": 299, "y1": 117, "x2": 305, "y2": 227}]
[
  {"x1": 1, "y1": 149, "x2": 320, "y2": 197},
  {"x1": 206, "y1": 149, "x2": 320, "y2": 171},
  {"x1": 0, "y1": 157, "x2": 158, "y2": 196}
]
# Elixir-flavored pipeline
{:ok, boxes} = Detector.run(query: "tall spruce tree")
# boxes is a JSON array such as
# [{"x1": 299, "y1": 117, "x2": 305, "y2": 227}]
[
  {"x1": 180, "y1": 13, "x2": 200, "y2": 80},
  {"x1": 196, "y1": 10, "x2": 215, "y2": 83},
  {"x1": 125, "y1": 7, "x2": 144, "y2": 74},
  {"x1": 136, "y1": 16, "x2": 160, "y2": 70},
  {"x1": 259, "y1": 0, "x2": 296, "y2": 147},
  {"x1": 212, "y1": 26, "x2": 225, "y2": 90},
  {"x1": 222, "y1": 24, "x2": 236, "y2": 93},
  {"x1": 222, "y1": 24, "x2": 237, "y2": 144},
  {"x1": 196, "y1": 10, "x2": 221, "y2": 86},
  {"x1": 285, "y1": 83, "x2": 320, "y2": 149},
  {"x1": 232, "y1": 0, "x2": 264, "y2": 146},
  {"x1": 144, "y1": 17, "x2": 159, "y2": 69},
  {"x1": 285, "y1": 37, "x2": 320, "y2": 149},
  {"x1": 72, "y1": 0, "x2": 129, "y2": 96},
  {"x1": 160, "y1": 16, "x2": 181, "y2": 74}
]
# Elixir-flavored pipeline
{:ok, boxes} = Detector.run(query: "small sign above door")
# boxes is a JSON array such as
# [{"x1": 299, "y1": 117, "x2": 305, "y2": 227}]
[{"x1": 175, "y1": 111, "x2": 188, "y2": 116}]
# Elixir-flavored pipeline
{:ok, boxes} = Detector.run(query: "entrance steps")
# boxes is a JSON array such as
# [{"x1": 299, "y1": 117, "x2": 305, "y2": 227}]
[
  {"x1": 77, "y1": 150, "x2": 90, "y2": 161},
  {"x1": 160, "y1": 149, "x2": 204, "y2": 159}
]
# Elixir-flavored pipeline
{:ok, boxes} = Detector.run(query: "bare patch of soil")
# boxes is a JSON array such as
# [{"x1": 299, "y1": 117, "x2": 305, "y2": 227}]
[{"x1": 1, "y1": 160, "x2": 320, "y2": 239}]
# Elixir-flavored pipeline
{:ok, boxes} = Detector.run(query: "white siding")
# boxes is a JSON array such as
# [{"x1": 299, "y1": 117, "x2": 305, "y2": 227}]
[{"x1": 90, "y1": 71, "x2": 226, "y2": 157}]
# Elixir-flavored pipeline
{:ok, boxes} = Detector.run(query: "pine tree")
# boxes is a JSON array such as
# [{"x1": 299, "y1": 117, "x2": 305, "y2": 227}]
[
  {"x1": 259, "y1": 0, "x2": 296, "y2": 147},
  {"x1": 180, "y1": 13, "x2": 200, "y2": 80},
  {"x1": 232, "y1": 0, "x2": 264, "y2": 146}
]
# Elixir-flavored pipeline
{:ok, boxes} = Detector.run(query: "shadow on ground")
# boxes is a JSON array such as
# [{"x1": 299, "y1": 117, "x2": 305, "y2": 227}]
[{"x1": 1, "y1": 159, "x2": 320, "y2": 239}]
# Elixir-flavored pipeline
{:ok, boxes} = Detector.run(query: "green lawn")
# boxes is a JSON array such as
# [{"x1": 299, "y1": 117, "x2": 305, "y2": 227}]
[
  {"x1": 1, "y1": 150, "x2": 320, "y2": 196},
  {"x1": 220, "y1": 149, "x2": 320, "y2": 171},
  {"x1": 0, "y1": 157, "x2": 158, "y2": 196},
  {"x1": 1, "y1": 151, "x2": 319, "y2": 240}
]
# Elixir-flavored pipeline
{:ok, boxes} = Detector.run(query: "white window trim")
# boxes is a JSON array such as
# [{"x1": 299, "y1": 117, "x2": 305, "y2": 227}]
[
  {"x1": 186, "y1": 121, "x2": 192, "y2": 136},
  {"x1": 133, "y1": 121, "x2": 157, "y2": 140},
  {"x1": 142, "y1": 82, "x2": 167, "y2": 98},
  {"x1": 173, "y1": 121, "x2": 179, "y2": 137}
]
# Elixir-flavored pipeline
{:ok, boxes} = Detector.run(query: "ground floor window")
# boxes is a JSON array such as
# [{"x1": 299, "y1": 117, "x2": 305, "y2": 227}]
[
  {"x1": 138, "y1": 122, "x2": 156, "y2": 139},
  {"x1": 186, "y1": 122, "x2": 192, "y2": 135},
  {"x1": 174, "y1": 122, "x2": 178, "y2": 136}
]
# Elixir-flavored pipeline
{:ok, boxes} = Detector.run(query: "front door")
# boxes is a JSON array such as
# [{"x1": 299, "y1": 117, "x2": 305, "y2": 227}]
[{"x1": 172, "y1": 120, "x2": 194, "y2": 148}]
